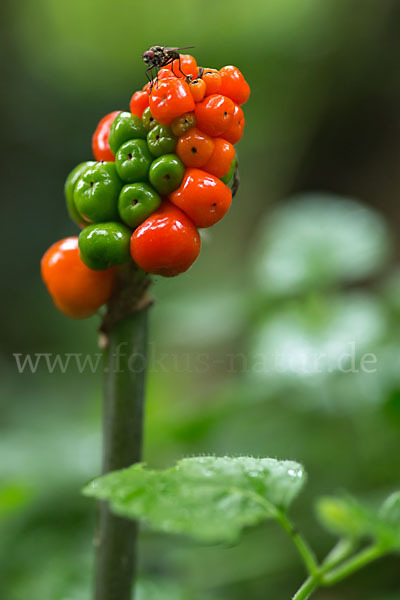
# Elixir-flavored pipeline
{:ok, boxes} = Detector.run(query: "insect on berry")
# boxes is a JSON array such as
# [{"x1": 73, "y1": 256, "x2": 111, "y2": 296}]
[{"x1": 142, "y1": 45, "x2": 195, "y2": 87}]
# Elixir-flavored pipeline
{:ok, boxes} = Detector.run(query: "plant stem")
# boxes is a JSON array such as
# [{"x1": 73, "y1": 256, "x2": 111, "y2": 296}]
[
  {"x1": 292, "y1": 539, "x2": 354, "y2": 600},
  {"x1": 94, "y1": 307, "x2": 149, "y2": 600},
  {"x1": 292, "y1": 576, "x2": 317, "y2": 600},
  {"x1": 321, "y1": 538, "x2": 355, "y2": 571},
  {"x1": 321, "y1": 543, "x2": 385, "y2": 586},
  {"x1": 276, "y1": 511, "x2": 319, "y2": 576},
  {"x1": 243, "y1": 491, "x2": 319, "y2": 577}
]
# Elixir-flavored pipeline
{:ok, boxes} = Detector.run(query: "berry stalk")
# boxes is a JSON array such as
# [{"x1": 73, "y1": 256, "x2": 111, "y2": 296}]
[{"x1": 94, "y1": 279, "x2": 150, "y2": 600}]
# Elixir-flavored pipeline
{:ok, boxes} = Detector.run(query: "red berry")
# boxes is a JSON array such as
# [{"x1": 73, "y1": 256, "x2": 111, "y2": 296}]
[
  {"x1": 129, "y1": 90, "x2": 149, "y2": 118},
  {"x1": 203, "y1": 138, "x2": 235, "y2": 178},
  {"x1": 202, "y1": 68, "x2": 222, "y2": 96},
  {"x1": 169, "y1": 168, "x2": 232, "y2": 228},
  {"x1": 149, "y1": 79, "x2": 195, "y2": 126},
  {"x1": 219, "y1": 65, "x2": 250, "y2": 105},
  {"x1": 130, "y1": 201, "x2": 201, "y2": 277},
  {"x1": 166, "y1": 54, "x2": 199, "y2": 79},
  {"x1": 92, "y1": 111, "x2": 121, "y2": 162},
  {"x1": 195, "y1": 94, "x2": 235, "y2": 136},
  {"x1": 220, "y1": 104, "x2": 245, "y2": 144}
]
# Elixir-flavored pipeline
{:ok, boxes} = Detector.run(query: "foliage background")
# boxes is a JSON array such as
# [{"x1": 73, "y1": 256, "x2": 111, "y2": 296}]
[{"x1": 1, "y1": 0, "x2": 400, "y2": 598}]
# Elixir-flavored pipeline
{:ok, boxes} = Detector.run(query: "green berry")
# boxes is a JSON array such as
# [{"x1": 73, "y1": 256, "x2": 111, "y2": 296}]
[
  {"x1": 108, "y1": 111, "x2": 147, "y2": 154},
  {"x1": 142, "y1": 107, "x2": 157, "y2": 131},
  {"x1": 118, "y1": 182, "x2": 161, "y2": 228},
  {"x1": 74, "y1": 162, "x2": 121, "y2": 224},
  {"x1": 115, "y1": 139, "x2": 153, "y2": 183},
  {"x1": 64, "y1": 161, "x2": 96, "y2": 226},
  {"x1": 220, "y1": 156, "x2": 237, "y2": 185},
  {"x1": 149, "y1": 154, "x2": 185, "y2": 195},
  {"x1": 147, "y1": 124, "x2": 177, "y2": 157},
  {"x1": 78, "y1": 222, "x2": 131, "y2": 270}
]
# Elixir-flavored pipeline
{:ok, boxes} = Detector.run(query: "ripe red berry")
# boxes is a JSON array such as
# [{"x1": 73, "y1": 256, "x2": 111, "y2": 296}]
[
  {"x1": 220, "y1": 104, "x2": 245, "y2": 144},
  {"x1": 169, "y1": 168, "x2": 232, "y2": 228},
  {"x1": 203, "y1": 138, "x2": 235, "y2": 178},
  {"x1": 92, "y1": 111, "x2": 121, "y2": 162},
  {"x1": 166, "y1": 54, "x2": 199, "y2": 79},
  {"x1": 149, "y1": 79, "x2": 195, "y2": 126},
  {"x1": 194, "y1": 94, "x2": 235, "y2": 136},
  {"x1": 201, "y1": 68, "x2": 222, "y2": 96},
  {"x1": 129, "y1": 90, "x2": 149, "y2": 118},
  {"x1": 130, "y1": 201, "x2": 201, "y2": 277},
  {"x1": 219, "y1": 65, "x2": 250, "y2": 105}
]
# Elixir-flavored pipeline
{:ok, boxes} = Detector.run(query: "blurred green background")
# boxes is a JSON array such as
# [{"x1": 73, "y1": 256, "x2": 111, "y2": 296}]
[{"x1": 1, "y1": 0, "x2": 400, "y2": 598}]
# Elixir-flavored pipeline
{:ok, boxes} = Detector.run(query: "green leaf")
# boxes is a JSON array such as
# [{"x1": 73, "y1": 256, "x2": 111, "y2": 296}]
[
  {"x1": 83, "y1": 456, "x2": 306, "y2": 543},
  {"x1": 253, "y1": 194, "x2": 390, "y2": 296},
  {"x1": 316, "y1": 491, "x2": 400, "y2": 550}
]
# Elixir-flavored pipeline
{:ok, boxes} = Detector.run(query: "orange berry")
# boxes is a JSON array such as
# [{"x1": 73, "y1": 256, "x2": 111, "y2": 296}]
[
  {"x1": 219, "y1": 65, "x2": 250, "y2": 105},
  {"x1": 157, "y1": 67, "x2": 174, "y2": 80},
  {"x1": 188, "y1": 78, "x2": 206, "y2": 103},
  {"x1": 202, "y1": 68, "x2": 222, "y2": 96},
  {"x1": 130, "y1": 201, "x2": 200, "y2": 277},
  {"x1": 176, "y1": 127, "x2": 215, "y2": 168},
  {"x1": 220, "y1": 104, "x2": 245, "y2": 144},
  {"x1": 129, "y1": 90, "x2": 149, "y2": 118},
  {"x1": 146, "y1": 68, "x2": 174, "y2": 90},
  {"x1": 203, "y1": 138, "x2": 235, "y2": 178},
  {"x1": 41, "y1": 237, "x2": 115, "y2": 319},
  {"x1": 169, "y1": 168, "x2": 232, "y2": 228},
  {"x1": 195, "y1": 94, "x2": 235, "y2": 136},
  {"x1": 92, "y1": 111, "x2": 121, "y2": 162},
  {"x1": 149, "y1": 78, "x2": 195, "y2": 126},
  {"x1": 166, "y1": 54, "x2": 199, "y2": 79}
]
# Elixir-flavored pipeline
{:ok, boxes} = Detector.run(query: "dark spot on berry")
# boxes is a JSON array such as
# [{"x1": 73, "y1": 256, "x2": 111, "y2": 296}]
[
  {"x1": 212, "y1": 202, "x2": 217, "y2": 206},
  {"x1": 164, "y1": 174, "x2": 171, "y2": 180},
  {"x1": 191, "y1": 147, "x2": 197, "y2": 153},
  {"x1": 132, "y1": 199, "x2": 138, "y2": 206},
  {"x1": 224, "y1": 111, "x2": 228, "y2": 118},
  {"x1": 156, "y1": 135, "x2": 160, "y2": 140},
  {"x1": 90, "y1": 181, "x2": 94, "y2": 188},
  {"x1": 127, "y1": 153, "x2": 133, "y2": 160}
]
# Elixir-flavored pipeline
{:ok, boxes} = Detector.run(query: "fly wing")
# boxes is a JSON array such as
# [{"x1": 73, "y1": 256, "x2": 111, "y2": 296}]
[{"x1": 165, "y1": 46, "x2": 195, "y2": 52}]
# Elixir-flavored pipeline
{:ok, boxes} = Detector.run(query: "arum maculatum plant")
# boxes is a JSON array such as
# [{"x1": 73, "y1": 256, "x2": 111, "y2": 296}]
[{"x1": 40, "y1": 47, "x2": 400, "y2": 600}]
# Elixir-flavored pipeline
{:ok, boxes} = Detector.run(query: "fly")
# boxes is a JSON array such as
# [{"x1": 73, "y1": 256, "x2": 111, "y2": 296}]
[{"x1": 142, "y1": 45, "x2": 195, "y2": 87}]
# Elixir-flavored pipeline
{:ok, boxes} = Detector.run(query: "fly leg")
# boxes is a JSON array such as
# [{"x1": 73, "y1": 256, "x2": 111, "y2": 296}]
[{"x1": 176, "y1": 54, "x2": 188, "y2": 78}]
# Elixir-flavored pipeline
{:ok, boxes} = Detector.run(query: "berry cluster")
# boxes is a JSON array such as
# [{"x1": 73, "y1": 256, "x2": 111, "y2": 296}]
[{"x1": 42, "y1": 54, "x2": 249, "y2": 318}]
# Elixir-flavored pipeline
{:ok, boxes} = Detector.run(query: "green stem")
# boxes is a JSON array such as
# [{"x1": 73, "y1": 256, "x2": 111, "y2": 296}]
[
  {"x1": 321, "y1": 543, "x2": 385, "y2": 586},
  {"x1": 276, "y1": 511, "x2": 319, "y2": 576},
  {"x1": 292, "y1": 539, "x2": 354, "y2": 600},
  {"x1": 94, "y1": 308, "x2": 149, "y2": 600},
  {"x1": 292, "y1": 576, "x2": 317, "y2": 600},
  {"x1": 242, "y1": 490, "x2": 319, "y2": 577},
  {"x1": 321, "y1": 538, "x2": 355, "y2": 571}
]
